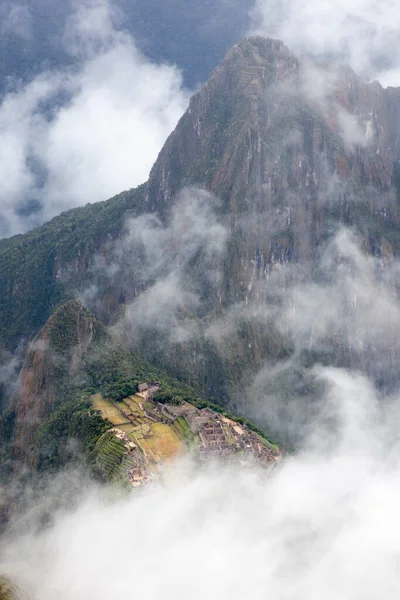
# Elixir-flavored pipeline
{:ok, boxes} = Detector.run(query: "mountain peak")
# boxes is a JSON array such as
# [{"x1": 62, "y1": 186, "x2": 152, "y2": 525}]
[
  {"x1": 12, "y1": 300, "x2": 106, "y2": 466},
  {"x1": 222, "y1": 35, "x2": 293, "y2": 63},
  {"x1": 205, "y1": 35, "x2": 299, "y2": 97},
  {"x1": 221, "y1": 35, "x2": 293, "y2": 61},
  {"x1": 146, "y1": 33, "x2": 398, "y2": 216},
  {"x1": 1, "y1": 36, "x2": 400, "y2": 439},
  {"x1": 145, "y1": 36, "x2": 299, "y2": 211}
]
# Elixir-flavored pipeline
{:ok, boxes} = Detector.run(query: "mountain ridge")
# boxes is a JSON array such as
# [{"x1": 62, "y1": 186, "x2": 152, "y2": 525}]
[
  {"x1": 2, "y1": 35, "x2": 400, "y2": 438},
  {"x1": 3, "y1": 36, "x2": 400, "y2": 351}
]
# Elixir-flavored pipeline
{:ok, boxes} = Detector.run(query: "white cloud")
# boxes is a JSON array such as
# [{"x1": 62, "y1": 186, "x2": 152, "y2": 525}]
[
  {"x1": 222, "y1": 227, "x2": 400, "y2": 444},
  {"x1": 279, "y1": 228, "x2": 400, "y2": 354},
  {"x1": 3, "y1": 368, "x2": 400, "y2": 599},
  {"x1": 206, "y1": 227, "x2": 400, "y2": 357},
  {"x1": 110, "y1": 188, "x2": 228, "y2": 343},
  {"x1": 250, "y1": 0, "x2": 400, "y2": 86},
  {"x1": 0, "y1": 0, "x2": 189, "y2": 239}
]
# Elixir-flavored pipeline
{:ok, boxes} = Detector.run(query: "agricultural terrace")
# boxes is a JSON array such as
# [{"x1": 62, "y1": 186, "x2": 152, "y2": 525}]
[
  {"x1": 92, "y1": 394, "x2": 131, "y2": 426},
  {"x1": 139, "y1": 422, "x2": 184, "y2": 463},
  {"x1": 92, "y1": 393, "x2": 183, "y2": 464}
]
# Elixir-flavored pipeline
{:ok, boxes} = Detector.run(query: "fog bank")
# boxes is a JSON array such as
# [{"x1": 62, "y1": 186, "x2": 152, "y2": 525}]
[{"x1": 2, "y1": 366, "x2": 400, "y2": 599}]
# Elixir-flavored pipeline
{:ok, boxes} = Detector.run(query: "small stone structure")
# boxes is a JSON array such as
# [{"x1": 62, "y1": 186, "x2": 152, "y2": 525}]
[{"x1": 147, "y1": 384, "x2": 160, "y2": 399}]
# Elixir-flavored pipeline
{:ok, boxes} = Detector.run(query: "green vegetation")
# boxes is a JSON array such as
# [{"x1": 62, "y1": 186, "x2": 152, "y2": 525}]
[
  {"x1": 176, "y1": 416, "x2": 191, "y2": 436},
  {"x1": 36, "y1": 389, "x2": 111, "y2": 472},
  {"x1": 173, "y1": 416, "x2": 199, "y2": 452},
  {"x1": 143, "y1": 402, "x2": 160, "y2": 420},
  {"x1": 11, "y1": 336, "x2": 277, "y2": 478},
  {"x1": 91, "y1": 431, "x2": 132, "y2": 486},
  {"x1": 101, "y1": 381, "x2": 139, "y2": 403},
  {"x1": 0, "y1": 185, "x2": 145, "y2": 350},
  {"x1": 153, "y1": 388, "x2": 184, "y2": 405},
  {"x1": 47, "y1": 300, "x2": 106, "y2": 355}
]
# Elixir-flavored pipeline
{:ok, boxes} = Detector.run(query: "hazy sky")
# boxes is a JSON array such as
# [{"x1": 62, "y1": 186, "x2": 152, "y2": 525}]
[{"x1": 1, "y1": 0, "x2": 400, "y2": 238}]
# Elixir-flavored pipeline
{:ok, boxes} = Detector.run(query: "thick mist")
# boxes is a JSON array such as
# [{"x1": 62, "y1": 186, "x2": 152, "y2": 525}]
[
  {"x1": 2, "y1": 366, "x2": 400, "y2": 599},
  {"x1": 251, "y1": 0, "x2": 400, "y2": 86}
]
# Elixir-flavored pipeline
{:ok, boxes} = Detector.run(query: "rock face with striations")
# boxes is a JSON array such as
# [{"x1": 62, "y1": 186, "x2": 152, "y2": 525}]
[
  {"x1": 147, "y1": 36, "x2": 400, "y2": 298},
  {"x1": 1, "y1": 37, "x2": 400, "y2": 408},
  {"x1": 2, "y1": 37, "x2": 400, "y2": 342}
]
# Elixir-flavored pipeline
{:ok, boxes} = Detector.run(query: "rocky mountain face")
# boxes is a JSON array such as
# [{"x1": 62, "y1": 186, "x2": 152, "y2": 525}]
[
  {"x1": 148, "y1": 37, "x2": 400, "y2": 270},
  {"x1": 2, "y1": 37, "x2": 400, "y2": 439},
  {"x1": 129, "y1": 37, "x2": 400, "y2": 401},
  {"x1": 142, "y1": 37, "x2": 400, "y2": 401}
]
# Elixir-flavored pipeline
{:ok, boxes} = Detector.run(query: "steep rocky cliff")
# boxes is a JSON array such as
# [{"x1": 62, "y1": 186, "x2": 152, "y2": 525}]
[
  {"x1": 147, "y1": 36, "x2": 400, "y2": 287},
  {"x1": 2, "y1": 38, "x2": 400, "y2": 340},
  {"x1": 1, "y1": 36, "x2": 400, "y2": 419},
  {"x1": 133, "y1": 37, "x2": 400, "y2": 398}
]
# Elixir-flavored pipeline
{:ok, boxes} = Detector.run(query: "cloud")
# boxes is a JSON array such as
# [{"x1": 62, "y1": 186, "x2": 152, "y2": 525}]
[
  {"x1": 226, "y1": 227, "x2": 400, "y2": 365},
  {"x1": 120, "y1": 187, "x2": 227, "y2": 278},
  {"x1": 297, "y1": 60, "x2": 371, "y2": 147},
  {"x1": 250, "y1": 0, "x2": 400, "y2": 86},
  {"x1": 2, "y1": 366, "x2": 400, "y2": 599},
  {"x1": 0, "y1": 3, "x2": 33, "y2": 41},
  {"x1": 119, "y1": 187, "x2": 227, "y2": 343},
  {"x1": 207, "y1": 227, "x2": 400, "y2": 349},
  {"x1": 0, "y1": 352, "x2": 21, "y2": 413},
  {"x1": 121, "y1": 272, "x2": 201, "y2": 344},
  {"x1": 79, "y1": 187, "x2": 228, "y2": 344},
  {"x1": 0, "y1": 0, "x2": 189, "y2": 239},
  {"x1": 219, "y1": 226, "x2": 400, "y2": 444},
  {"x1": 279, "y1": 228, "x2": 400, "y2": 357}
]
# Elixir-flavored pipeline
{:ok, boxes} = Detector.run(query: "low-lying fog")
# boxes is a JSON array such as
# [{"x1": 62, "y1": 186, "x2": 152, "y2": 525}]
[{"x1": 2, "y1": 366, "x2": 400, "y2": 599}]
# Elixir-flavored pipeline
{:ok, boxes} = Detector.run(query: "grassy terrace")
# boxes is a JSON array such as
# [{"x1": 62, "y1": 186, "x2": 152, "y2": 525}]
[
  {"x1": 92, "y1": 394, "x2": 131, "y2": 426},
  {"x1": 173, "y1": 416, "x2": 200, "y2": 454},
  {"x1": 140, "y1": 422, "x2": 184, "y2": 463},
  {"x1": 92, "y1": 393, "x2": 184, "y2": 464},
  {"x1": 93, "y1": 431, "x2": 133, "y2": 486}
]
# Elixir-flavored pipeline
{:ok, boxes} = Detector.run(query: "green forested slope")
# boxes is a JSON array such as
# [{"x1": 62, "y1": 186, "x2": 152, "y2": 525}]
[{"x1": 0, "y1": 185, "x2": 145, "y2": 349}]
